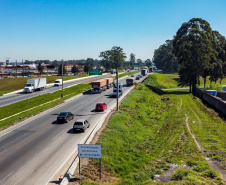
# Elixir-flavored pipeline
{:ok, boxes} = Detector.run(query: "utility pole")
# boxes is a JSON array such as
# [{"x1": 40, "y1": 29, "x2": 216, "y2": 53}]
[
  {"x1": 61, "y1": 60, "x2": 64, "y2": 100},
  {"x1": 22, "y1": 59, "x2": 24, "y2": 77},
  {"x1": 16, "y1": 60, "x2": 17, "y2": 77},
  {"x1": 116, "y1": 66, "x2": 119, "y2": 111}
]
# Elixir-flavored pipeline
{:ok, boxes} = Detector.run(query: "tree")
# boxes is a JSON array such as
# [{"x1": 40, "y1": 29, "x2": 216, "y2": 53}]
[
  {"x1": 137, "y1": 59, "x2": 142, "y2": 68},
  {"x1": 129, "y1": 53, "x2": 136, "y2": 69},
  {"x1": 99, "y1": 46, "x2": 127, "y2": 70},
  {"x1": 58, "y1": 64, "x2": 66, "y2": 75},
  {"x1": 84, "y1": 58, "x2": 94, "y2": 73},
  {"x1": 145, "y1": 59, "x2": 152, "y2": 68},
  {"x1": 153, "y1": 40, "x2": 178, "y2": 73},
  {"x1": 71, "y1": 65, "x2": 79, "y2": 74},
  {"x1": 173, "y1": 18, "x2": 215, "y2": 92},
  {"x1": 37, "y1": 63, "x2": 44, "y2": 75}
]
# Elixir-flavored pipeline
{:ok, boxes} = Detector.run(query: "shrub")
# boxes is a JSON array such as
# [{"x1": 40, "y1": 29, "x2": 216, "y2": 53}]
[
  {"x1": 204, "y1": 169, "x2": 218, "y2": 179},
  {"x1": 173, "y1": 168, "x2": 190, "y2": 180}
]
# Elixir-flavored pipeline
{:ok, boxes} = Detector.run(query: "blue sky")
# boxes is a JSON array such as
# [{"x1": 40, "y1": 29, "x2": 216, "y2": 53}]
[{"x1": 0, "y1": 0, "x2": 226, "y2": 62}]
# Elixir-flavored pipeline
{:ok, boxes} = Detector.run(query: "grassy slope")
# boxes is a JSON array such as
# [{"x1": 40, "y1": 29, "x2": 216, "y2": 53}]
[
  {"x1": 80, "y1": 75, "x2": 225, "y2": 185},
  {"x1": 0, "y1": 74, "x2": 88, "y2": 95}
]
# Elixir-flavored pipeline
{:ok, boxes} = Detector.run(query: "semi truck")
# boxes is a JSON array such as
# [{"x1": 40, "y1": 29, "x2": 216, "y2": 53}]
[
  {"x1": 105, "y1": 77, "x2": 114, "y2": 89},
  {"x1": 91, "y1": 79, "x2": 107, "y2": 93},
  {"x1": 126, "y1": 78, "x2": 134, "y2": 86},
  {"x1": 23, "y1": 78, "x2": 47, "y2": 93},
  {"x1": 141, "y1": 69, "x2": 148, "y2": 76},
  {"x1": 91, "y1": 77, "x2": 115, "y2": 93}
]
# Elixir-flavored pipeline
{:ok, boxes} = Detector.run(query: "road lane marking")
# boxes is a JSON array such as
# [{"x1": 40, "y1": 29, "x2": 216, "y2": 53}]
[
  {"x1": 0, "y1": 171, "x2": 13, "y2": 184},
  {"x1": 0, "y1": 149, "x2": 7, "y2": 155},
  {"x1": 52, "y1": 130, "x2": 66, "y2": 141}
]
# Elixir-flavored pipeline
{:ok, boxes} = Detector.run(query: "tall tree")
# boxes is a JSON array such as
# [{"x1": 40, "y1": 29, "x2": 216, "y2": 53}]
[
  {"x1": 152, "y1": 40, "x2": 178, "y2": 73},
  {"x1": 99, "y1": 46, "x2": 126, "y2": 70},
  {"x1": 37, "y1": 63, "x2": 44, "y2": 75},
  {"x1": 71, "y1": 65, "x2": 79, "y2": 74},
  {"x1": 129, "y1": 53, "x2": 136, "y2": 69},
  {"x1": 173, "y1": 18, "x2": 215, "y2": 92},
  {"x1": 137, "y1": 59, "x2": 142, "y2": 68},
  {"x1": 145, "y1": 59, "x2": 152, "y2": 68},
  {"x1": 58, "y1": 64, "x2": 66, "y2": 75}
]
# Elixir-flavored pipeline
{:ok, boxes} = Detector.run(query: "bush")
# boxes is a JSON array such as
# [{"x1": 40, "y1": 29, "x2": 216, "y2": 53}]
[
  {"x1": 204, "y1": 169, "x2": 218, "y2": 179},
  {"x1": 172, "y1": 168, "x2": 190, "y2": 180},
  {"x1": 186, "y1": 159, "x2": 198, "y2": 167}
]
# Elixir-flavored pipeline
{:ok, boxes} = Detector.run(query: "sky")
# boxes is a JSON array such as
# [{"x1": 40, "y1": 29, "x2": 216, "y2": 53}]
[{"x1": 0, "y1": 0, "x2": 226, "y2": 62}]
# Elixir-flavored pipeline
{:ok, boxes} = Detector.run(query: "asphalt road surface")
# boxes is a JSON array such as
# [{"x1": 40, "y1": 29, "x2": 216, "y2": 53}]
[
  {"x1": 0, "y1": 73, "x2": 143, "y2": 185},
  {"x1": 0, "y1": 74, "x2": 113, "y2": 108}
]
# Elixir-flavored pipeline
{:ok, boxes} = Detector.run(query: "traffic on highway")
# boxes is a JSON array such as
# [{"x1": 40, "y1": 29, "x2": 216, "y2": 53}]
[{"x1": 0, "y1": 72, "x2": 145, "y2": 185}]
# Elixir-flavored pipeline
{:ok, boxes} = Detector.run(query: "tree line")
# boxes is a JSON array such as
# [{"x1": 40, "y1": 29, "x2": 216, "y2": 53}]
[{"x1": 153, "y1": 18, "x2": 226, "y2": 92}]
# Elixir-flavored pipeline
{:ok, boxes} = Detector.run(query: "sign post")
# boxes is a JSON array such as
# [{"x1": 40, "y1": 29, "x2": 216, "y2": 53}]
[
  {"x1": 89, "y1": 69, "x2": 102, "y2": 75},
  {"x1": 78, "y1": 144, "x2": 102, "y2": 179}
]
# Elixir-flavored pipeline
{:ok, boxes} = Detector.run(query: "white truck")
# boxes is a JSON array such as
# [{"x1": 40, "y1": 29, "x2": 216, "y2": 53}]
[
  {"x1": 23, "y1": 78, "x2": 47, "y2": 93},
  {"x1": 54, "y1": 79, "x2": 63, "y2": 86}
]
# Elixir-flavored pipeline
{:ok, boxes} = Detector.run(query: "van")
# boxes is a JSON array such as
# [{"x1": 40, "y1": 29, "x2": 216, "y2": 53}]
[{"x1": 54, "y1": 79, "x2": 62, "y2": 86}]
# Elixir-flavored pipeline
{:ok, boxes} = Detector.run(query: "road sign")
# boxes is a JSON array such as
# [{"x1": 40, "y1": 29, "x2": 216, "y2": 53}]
[
  {"x1": 78, "y1": 144, "x2": 102, "y2": 158},
  {"x1": 89, "y1": 69, "x2": 102, "y2": 75}
]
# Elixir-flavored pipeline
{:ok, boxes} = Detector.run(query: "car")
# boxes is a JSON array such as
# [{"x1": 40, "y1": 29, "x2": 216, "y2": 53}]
[
  {"x1": 136, "y1": 76, "x2": 140, "y2": 80},
  {"x1": 131, "y1": 75, "x2": 134, "y2": 77},
  {"x1": 95, "y1": 102, "x2": 107, "y2": 111},
  {"x1": 73, "y1": 119, "x2": 90, "y2": 132},
  {"x1": 109, "y1": 90, "x2": 123, "y2": 98},
  {"x1": 57, "y1": 112, "x2": 74, "y2": 123}
]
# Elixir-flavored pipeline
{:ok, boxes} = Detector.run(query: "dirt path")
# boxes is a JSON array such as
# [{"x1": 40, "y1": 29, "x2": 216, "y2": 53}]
[{"x1": 185, "y1": 114, "x2": 226, "y2": 180}]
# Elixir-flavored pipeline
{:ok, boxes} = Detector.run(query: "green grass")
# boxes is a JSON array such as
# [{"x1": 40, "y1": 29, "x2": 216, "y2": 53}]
[
  {"x1": 118, "y1": 71, "x2": 141, "y2": 79},
  {"x1": 78, "y1": 75, "x2": 225, "y2": 185},
  {"x1": 0, "y1": 83, "x2": 91, "y2": 130},
  {"x1": 158, "y1": 73, "x2": 226, "y2": 88},
  {"x1": 0, "y1": 74, "x2": 89, "y2": 95}
]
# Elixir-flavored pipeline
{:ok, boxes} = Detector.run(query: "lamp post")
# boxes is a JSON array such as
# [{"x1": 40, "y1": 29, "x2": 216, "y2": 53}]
[
  {"x1": 61, "y1": 60, "x2": 64, "y2": 100},
  {"x1": 22, "y1": 59, "x2": 24, "y2": 77},
  {"x1": 116, "y1": 67, "x2": 119, "y2": 111},
  {"x1": 16, "y1": 60, "x2": 17, "y2": 77}
]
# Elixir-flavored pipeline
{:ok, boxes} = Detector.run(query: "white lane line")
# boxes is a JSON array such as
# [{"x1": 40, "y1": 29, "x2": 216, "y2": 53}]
[
  {"x1": 80, "y1": 101, "x2": 87, "y2": 105},
  {"x1": 52, "y1": 130, "x2": 66, "y2": 141},
  {"x1": 0, "y1": 149, "x2": 7, "y2": 155},
  {"x1": 0, "y1": 171, "x2": 13, "y2": 184}
]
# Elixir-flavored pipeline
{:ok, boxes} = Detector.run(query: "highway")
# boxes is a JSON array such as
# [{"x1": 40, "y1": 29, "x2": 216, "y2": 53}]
[
  {"x1": 0, "y1": 73, "x2": 142, "y2": 185},
  {"x1": 0, "y1": 74, "x2": 113, "y2": 108}
]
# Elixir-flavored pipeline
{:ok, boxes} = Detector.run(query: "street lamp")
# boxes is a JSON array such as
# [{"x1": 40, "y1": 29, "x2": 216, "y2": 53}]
[
  {"x1": 61, "y1": 60, "x2": 64, "y2": 100},
  {"x1": 116, "y1": 63, "x2": 119, "y2": 111}
]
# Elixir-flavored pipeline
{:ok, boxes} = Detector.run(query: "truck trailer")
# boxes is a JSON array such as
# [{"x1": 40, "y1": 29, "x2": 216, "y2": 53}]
[
  {"x1": 105, "y1": 77, "x2": 114, "y2": 89},
  {"x1": 91, "y1": 79, "x2": 107, "y2": 93},
  {"x1": 126, "y1": 78, "x2": 134, "y2": 86},
  {"x1": 23, "y1": 78, "x2": 47, "y2": 93},
  {"x1": 141, "y1": 69, "x2": 148, "y2": 76}
]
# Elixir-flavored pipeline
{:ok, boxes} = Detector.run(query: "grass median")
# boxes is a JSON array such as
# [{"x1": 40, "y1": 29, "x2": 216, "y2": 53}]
[
  {"x1": 74, "y1": 75, "x2": 225, "y2": 185},
  {"x1": 0, "y1": 74, "x2": 89, "y2": 96},
  {"x1": 0, "y1": 83, "x2": 91, "y2": 130}
]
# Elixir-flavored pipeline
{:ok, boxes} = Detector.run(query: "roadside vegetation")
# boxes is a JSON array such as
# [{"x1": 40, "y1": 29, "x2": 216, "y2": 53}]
[
  {"x1": 76, "y1": 74, "x2": 226, "y2": 185},
  {"x1": 0, "y1": 84, "x2": 91, "y2": 130},
  {"x1": 118, "y1": 71, "x2": 140, "y2": 79},
  {"x1": 0, "y1": 74, "x2": 89, "y2": 96},
  {"x1": 153, "y1": 73, "x2": 226, "y2": 89}
]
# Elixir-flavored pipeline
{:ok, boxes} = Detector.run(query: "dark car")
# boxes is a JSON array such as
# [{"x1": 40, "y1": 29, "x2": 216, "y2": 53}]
[
  {"x1": 57, "y1": 112, "x2": 74, "y2": 123},
  {"x1": 109, "y1": 90, "x2": 123, "y2": 98},
  {"x1": 136, "y1": 76, "x2": 140, "y2": 80},
  {"x1": 73, "y1": 119, "x2": 90, "y2": 132},
  {"x1": 131, "y1": 75, "x2": 134, "y2": 77}
]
